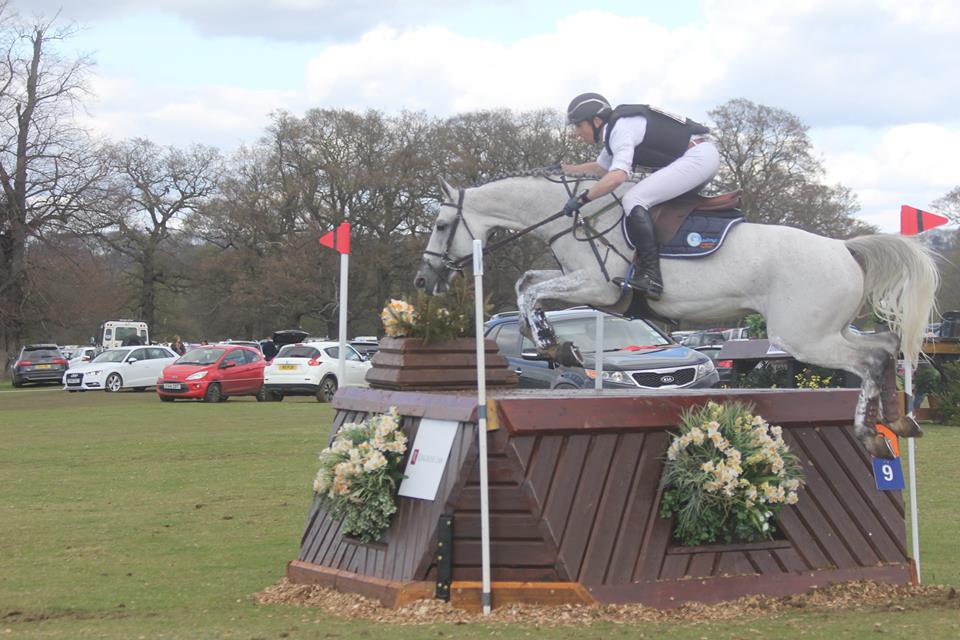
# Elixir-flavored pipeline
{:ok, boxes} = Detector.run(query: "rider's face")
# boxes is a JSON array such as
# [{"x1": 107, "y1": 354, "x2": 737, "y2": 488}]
[{"x1": 572, "y1": 118, "x2": 598, "y2": 143}]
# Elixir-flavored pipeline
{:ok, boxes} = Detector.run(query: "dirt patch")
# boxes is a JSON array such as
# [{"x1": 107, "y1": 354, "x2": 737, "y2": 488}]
[{"x1": 255, "y1": 580, "x2": 958, "y2": 627}]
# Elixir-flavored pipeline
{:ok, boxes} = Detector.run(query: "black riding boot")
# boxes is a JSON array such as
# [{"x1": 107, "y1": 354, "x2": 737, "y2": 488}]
[{"x1": 623, "y1": 206, "x2": 664, "y2": 300}]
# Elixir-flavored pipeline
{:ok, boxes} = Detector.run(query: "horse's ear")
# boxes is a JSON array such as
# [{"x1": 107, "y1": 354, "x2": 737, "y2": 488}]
[{"x1": 438, "y1": 178, "x2": 455, "y2": 201}]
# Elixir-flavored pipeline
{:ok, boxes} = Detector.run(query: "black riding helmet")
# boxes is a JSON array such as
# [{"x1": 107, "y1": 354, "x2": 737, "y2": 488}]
[{"x1": 566, "y1": 92, "x2": 612, "y2": 143}]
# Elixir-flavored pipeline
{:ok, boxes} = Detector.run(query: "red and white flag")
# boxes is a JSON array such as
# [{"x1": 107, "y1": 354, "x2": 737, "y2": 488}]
[{"x1": 900, "y1": 205, "x2": 948, "y2": 236}]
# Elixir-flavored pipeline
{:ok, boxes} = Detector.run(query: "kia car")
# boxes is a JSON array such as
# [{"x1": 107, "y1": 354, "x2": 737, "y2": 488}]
[
  {"x1": 485, "y1": 308, "x2": 718, "y2": 390},
  {"x1": 156, "y1": 345, "x2": 266, "y2": 402}
]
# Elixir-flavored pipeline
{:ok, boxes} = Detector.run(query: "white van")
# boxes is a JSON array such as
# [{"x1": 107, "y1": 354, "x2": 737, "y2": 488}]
[{"x1": 98, "y1": 320, "x2": 149, "y2": 349}]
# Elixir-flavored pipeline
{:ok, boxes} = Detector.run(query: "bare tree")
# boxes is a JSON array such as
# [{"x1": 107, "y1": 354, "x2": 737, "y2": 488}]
[
  {"x1": 81, "y1": 139, "x2": 221, "y2": 329},
  {"x1": 932, "y1": 186, "x2": 960, "y2": 223},
  {"x1": 0, "y1": 11, "x2": 102, "y2": 369},
  {"x1": 708, "y1": 98, "x2": 875, "y2": 238}
]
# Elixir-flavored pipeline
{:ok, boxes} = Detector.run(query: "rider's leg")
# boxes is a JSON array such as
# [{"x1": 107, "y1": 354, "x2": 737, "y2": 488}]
[
  {"x1": 621, "y1": 142, "x2": 721, "y2": 299},
  {"x1": 623, "y1": 206, "x2": 663, "y2": 300}
]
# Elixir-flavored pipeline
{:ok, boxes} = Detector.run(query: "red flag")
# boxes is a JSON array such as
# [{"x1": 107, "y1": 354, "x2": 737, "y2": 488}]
[
  {"x1": 900, "y1": 205, "x2": 948, "y2": 236},
  {"x1": 319, "y1": 222, "x2": 350, "y2": 254}
]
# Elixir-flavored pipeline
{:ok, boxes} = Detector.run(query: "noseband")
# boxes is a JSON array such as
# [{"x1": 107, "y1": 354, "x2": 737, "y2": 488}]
[{"x1": 422, "y1": 188, "x2": 476, "y2": 277}]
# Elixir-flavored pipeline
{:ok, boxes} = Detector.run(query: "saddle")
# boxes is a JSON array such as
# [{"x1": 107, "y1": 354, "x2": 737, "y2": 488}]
[{"x1": 649, "y1": 189, "x2": 742, "y2": 244}]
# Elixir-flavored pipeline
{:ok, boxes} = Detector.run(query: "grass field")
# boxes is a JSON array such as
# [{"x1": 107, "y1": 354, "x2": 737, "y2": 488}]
[{"x1": 1, "y1": 384, "x2": 959, "y2": 639}]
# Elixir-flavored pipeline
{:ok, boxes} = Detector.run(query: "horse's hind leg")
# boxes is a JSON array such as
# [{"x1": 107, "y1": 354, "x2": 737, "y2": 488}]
[{"x1": 873, "y1": 331, "x2": 923, "y2": 438}]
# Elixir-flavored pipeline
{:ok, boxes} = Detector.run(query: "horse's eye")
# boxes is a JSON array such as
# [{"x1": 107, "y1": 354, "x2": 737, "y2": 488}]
[{"x1": 436, "y1": 223, "x2": 447, "y2": 232}]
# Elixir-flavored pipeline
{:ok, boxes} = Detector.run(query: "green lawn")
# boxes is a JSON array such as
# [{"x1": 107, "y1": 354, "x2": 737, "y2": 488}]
[{"x1": 1, "y1": 385, "x2": 958, "y2": 639}]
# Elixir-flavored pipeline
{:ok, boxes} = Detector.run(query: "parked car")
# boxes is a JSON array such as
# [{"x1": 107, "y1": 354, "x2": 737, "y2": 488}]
[
  {"x1": 262, "y1": 341, "x2": 371, "y2": 402},
  {"x1": 11, "y1": 344, "x2": 69, "y2": 387},
  {"x1": 68, "y1": 347, "x2": 98, "y2": 364},
  {"x1": 63, "y1": 346, "x2": 178, "y2": 392},
  {"x1": 218, "y1": 339, "x2": 263, "y2": 354},
  {"x1": 260, "y1": 329, "x2": 310, "y2": 361},
  {"x1": 722, "y1": 327, "x2": 751, "y2": 341},
  {"x1": 681, "y1": 331, "x2": 727, "y2": 348},
  {"x1": 350, "y1": 336, "x2": 381, "y2": 358},
  {"x1": 156, "y1": 345, "x2": 266, "y2": 402},
  {"x1": 691, "y1": 345, "x2": 735, "y2": 386},
  {"x1": 485, "y1": 308, "x2": 718, "y2": 390}
]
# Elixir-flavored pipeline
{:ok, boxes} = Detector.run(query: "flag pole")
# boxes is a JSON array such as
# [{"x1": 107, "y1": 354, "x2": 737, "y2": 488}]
[
  {"x1": 338, "y1": 250, "x2": 348, "y2": 387},
  {"x1": 472, "y1": 239, "x2": 492, "y2": 615}
]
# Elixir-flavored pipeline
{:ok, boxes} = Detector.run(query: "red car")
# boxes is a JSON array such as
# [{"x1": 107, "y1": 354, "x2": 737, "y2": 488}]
[{"x1": 156, "y1": 345, "x2": 265, "y2": 402}]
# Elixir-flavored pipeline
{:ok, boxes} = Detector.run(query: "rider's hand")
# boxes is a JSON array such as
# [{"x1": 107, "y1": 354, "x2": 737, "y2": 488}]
[{"x1": 563, "y1": 191, "x2": 590, "y2": 216}]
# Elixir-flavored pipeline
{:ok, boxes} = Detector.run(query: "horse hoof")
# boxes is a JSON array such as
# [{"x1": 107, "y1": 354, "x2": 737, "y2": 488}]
[
  {"x1": 865, "y1": 433, "x2": 896, "y2": 459},
  {"x1": 556, "y1": 341, "x2": 583, "y2": 367},
  {"x1": 888, "y1": 416, "x2": 923, "y2": 438}
]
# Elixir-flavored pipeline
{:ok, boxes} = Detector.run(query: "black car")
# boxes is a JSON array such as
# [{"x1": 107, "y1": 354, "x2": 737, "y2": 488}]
[
  {"x1": 485, "y1": 309, "x2": 719, "y2": 390},
  {"x1": 11, "y1": 344, "x2": 70, "y2": 387}
]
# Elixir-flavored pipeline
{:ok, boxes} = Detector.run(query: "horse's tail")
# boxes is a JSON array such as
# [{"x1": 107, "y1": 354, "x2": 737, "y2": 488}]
[{"x1": 845, "y1": 234, "x2": 940, "y2": 368}]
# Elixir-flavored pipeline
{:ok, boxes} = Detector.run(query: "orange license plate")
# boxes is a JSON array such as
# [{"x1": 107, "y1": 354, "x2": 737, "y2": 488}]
[{"x1": 35, "y1": 364, "x2": 52, "y2": 369}]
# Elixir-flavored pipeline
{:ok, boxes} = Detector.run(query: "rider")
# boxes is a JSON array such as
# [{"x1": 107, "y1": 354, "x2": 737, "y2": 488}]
[{"x1": 561, "y1": 93, "x2": 720, "y2": 300}]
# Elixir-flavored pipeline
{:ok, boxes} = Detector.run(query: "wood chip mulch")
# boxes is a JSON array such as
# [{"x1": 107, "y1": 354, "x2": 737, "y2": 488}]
[{"x1": 254, "y1": 579, "x2": 958, "y2": 626}]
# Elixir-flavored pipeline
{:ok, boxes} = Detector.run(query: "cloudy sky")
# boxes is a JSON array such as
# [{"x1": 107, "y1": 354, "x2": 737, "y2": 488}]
[{"x1": 29, "y1": 0, "x2": 960, "y2": 232}]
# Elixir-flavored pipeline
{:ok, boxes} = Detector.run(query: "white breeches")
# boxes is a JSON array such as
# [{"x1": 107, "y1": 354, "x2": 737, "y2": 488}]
[{"x1": 622, "y1": 141, "x2": 721, "y2": 212}]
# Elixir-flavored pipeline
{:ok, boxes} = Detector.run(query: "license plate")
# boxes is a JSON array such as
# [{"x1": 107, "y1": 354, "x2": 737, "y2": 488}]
[
  {"x1": 278, "y1": 364, "x2": 298, "y2": 371},
  {"x1": 35, "y1": 364, "x2": 52, "y2": 369},
  {"x1": 163, "y1": 383, "x2": 181, "y2": 390}
]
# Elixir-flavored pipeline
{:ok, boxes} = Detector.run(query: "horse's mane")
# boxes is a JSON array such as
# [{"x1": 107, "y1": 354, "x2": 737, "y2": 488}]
[{"x1": 474, "y1": 167, "x2": 642, "y2": 188}]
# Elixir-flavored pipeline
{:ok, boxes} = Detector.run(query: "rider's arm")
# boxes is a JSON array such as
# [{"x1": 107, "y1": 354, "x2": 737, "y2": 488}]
[
  {"x1": 585, "y1": 168, "x2": 627, "y2": 200},
  {"x1": 561, "y1": 161, "x2": 605, "y2": 175}
]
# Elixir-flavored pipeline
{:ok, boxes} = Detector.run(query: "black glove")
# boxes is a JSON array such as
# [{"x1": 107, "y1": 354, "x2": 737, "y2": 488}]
[{"x1": 563, "y1": 191, "x2": 590, "y2": 217}]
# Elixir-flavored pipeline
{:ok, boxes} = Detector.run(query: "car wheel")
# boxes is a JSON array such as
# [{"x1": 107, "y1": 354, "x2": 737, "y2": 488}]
[
  {"x1": 203, "y1": 382, "x2": 221, "y2": 403},
  {"x1": 218, "y1": 395, "x2": 230, "y2": 402},
  {"x1": 273, "y1": 393, "x2": 284, "y2": 402},
  {"x1": 160, "y1": 396, "x2": 175, "y2": 402},
  {"x1": 317, "y1": 376, "x2": 338, "y2": 403},
  {"x1": 12, "y1": 377, "x2": 23, "y2": 388},
  {"x1": 105, "y1": 373, "x2": 123, "y2": 393},
  {"x1": 255, "y1": 387, "x2": 267, "y2": 402},
  {"x1": 552, "y1": 383, "x2": 579, "y2": 391},
  {"x1": 135, "y1": 387, "x2": 147, "y2": 392}
]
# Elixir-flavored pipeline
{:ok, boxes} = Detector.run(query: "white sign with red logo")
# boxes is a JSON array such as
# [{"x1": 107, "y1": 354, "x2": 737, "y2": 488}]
[{"x1": 398, "y1": 418, "x2": 459, "y2": 501}]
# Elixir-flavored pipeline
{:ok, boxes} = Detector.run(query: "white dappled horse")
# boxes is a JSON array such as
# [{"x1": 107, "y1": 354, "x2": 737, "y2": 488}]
[{"x1": 414, "y1": 171, "x2": 939, "y2": 458}]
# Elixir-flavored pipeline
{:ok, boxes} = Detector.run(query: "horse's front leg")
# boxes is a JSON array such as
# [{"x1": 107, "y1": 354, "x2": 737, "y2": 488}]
[
  {"x1": 515, "y1": 270, "x2": 562, "y2": 342},
  {"x1": 518, "y1": 271, "x2": 620, "y2": 366},
  {"x1": 875, "y1": 336, "x2": 924, "y2": 438}
]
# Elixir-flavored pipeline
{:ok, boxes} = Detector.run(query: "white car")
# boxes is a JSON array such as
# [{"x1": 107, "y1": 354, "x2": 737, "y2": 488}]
[
  {"x1": 262, "y1": 341, "x2": 371, "y2": 402},
  {"x1": 63, "y1": 346, "x2": 178, "y2": 392}
]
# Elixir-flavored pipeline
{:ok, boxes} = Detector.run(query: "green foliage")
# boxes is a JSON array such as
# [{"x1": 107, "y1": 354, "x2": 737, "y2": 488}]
[
  {"x1": 381, "y1": 278, "x2": 486, "y2": 344},
  {"x1": 734, "y1": 362, "x2": 787, "y2": 388},
  {"x1": 794, "y1": 365, "x2": 839, "y2": 389},
  {"x1": 745, "y1": 313, "x2": 767, "y2": 339},
  {"x1": 660, "y1": 401, "x2": 805, "y2": 546},
  {"x1": 932, "y1": 361, "x2": 960, "y2": 426},
  {"x1": 313, "y1": 408, "x2": 408, "y2": 543},
  {"x1": 914, "y1": 365, "x2": 942, "y2": 396}
]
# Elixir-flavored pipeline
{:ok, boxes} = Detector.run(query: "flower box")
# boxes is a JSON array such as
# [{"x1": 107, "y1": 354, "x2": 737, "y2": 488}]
[{"x1": 365, "y1": 337, "x2": 518, "y2": 391}]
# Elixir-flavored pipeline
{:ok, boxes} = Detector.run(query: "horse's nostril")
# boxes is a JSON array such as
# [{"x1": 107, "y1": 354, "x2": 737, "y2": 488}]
[{"x1": 414, "y1": 276, "x2": 426, "y2": 289}]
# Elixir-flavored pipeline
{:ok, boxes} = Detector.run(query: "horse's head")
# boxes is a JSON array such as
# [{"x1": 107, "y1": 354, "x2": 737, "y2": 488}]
[{"x1": 414, "y1": 178, "x2": 485, "y2": 295}]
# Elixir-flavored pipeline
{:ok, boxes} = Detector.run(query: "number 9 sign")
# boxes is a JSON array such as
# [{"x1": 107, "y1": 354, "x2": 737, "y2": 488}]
[{"x1": 872, "y1": 457, "x2": 905, "y2": 491}]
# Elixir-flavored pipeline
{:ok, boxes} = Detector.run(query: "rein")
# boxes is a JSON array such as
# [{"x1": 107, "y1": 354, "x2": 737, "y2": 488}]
[{"x1": 423, "y1": 176, "x2": 632, "y2": 279}]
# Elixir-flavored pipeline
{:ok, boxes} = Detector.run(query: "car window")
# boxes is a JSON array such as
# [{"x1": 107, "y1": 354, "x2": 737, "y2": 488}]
[
  {"x1": 223, "y1": 350, "x2": 245, "y2": 365},
  {"x1": 553, "y1": 316, "x2": 669, "y2": 353},
  {"x1": 22, "y1": 348, "x2": 61, "y2": 360},
  {"x1": 239, "y1": 349, "x2": 259, "y2": 364},
  {"x1": 147, "y1": 348, "x2": 170, "y2": 360},
  {"x1": 128, "y1": 348, "x2": 148, "y2": 361},
  {"x1": 494, "y1": 322, "x2": 520, "y2": 356},
  {"x1": 92, "y1": 349, "x2": 129, "y2": 363},
  {"x1": 521, "y1": 335, "x2": 536, "y2": 352},
  {"x1": 177, "y1": 347, "x2": 226, "y2": 365},
  {"x1": 279, "y1": 345, "x2": 321, "y2": 359},
  {"x1": 323, "y1": 346, "x2": 362, "y2": 361}
]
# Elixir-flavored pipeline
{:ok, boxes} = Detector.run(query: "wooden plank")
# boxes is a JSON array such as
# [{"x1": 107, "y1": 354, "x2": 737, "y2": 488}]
[
  {"x1": 542, "y1": 435, "x2": 591, "y2": 545},
  {"x1": 685, "y1": 553, "x2": 717, "y2": 578},
  {"x1": 331, "y1": 387, "x2": 478, "y2": 422},
  {"x1": 773, "y1": 547, "x2": 808, "y2": 573},
  {"x1": 776, "y1": 507, "x2": 827, "y2": 570},
  {"x1": 819, "y1": 427, "x2": 909, "y2": 560},
  {"x1": 452, "y1": 566, "x2": 562, "y2": 582},
  {"x1": 510, "y1": 436, "x2": 536, "y2": 471},
  {"x1": 454, "y1": 513, "x2": 543, "y2": 540},
  {"x1": 632, "y1": 433, "x2": 676, "y2": 583},
  {"x1": 666, "y1": 540, "x2": 791, "y2": 555},
  {"x1": 606, "y1": 433, "x2": 661, "y2": 584},
  {"x1": 716, "y1": 552, "x2": 757, "y2": 577},
  {"x1": 459, "y1": 485, "x2": 531, "y2": 512},
  {"x1": 658, "y1": 553, "x2": 689, "y2": 581},
  {"x1": 559, "y1": 434, "x2": 619, "y2": 581},
  {"x1": 747, "y1": 550, "x2": 783, "y2": 575},
  {"x1": 450, "y1": 581, "x2": 595, "y2": 612},
  {"x1": 496, "y1": 389, "x2": 860, "y2": 434},
  {"x1": 452, "y1": 539, "x2": 556, "y2": 566},
  {"x1": 522, "y1": 435, "x2": 564, "y2": 522},
  {"x1": 789, "y1": 429, "x2": 880, "y2": 567},
  {"x1": 578, "y1": 433, "x2": 643, "y2": 585},
  {"x1": 797, "y1": 428, "x2": 898, "y2": 563},
  {"x1": 465, "y1": 455, "x2": 516, "y2": 485}
]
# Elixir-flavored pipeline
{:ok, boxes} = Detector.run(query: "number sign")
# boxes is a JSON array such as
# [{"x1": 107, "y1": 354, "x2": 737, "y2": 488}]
[{"x1": 872, "y1": 457, "x2": 905, "y2": 491}]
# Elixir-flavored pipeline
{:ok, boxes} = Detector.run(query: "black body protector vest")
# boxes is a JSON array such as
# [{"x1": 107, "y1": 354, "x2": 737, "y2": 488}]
[{"x1": 604, "y1": 104, "x2": 710, "y2": 169}]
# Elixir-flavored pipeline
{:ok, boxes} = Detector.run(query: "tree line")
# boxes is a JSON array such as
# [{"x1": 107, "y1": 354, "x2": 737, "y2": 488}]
[{"x1": 2, "y1": 13, "x2": 958, "y2": 370}]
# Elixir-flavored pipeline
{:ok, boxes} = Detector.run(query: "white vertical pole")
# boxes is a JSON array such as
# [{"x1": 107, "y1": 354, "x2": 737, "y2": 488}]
[
  {"x1": 337, "y1": 252, "x2": 348, "y2": 388},
  {"x1": 472, "y1": 239, "x2": 491, "y2": 615},
  {"x1": 594, "y1": 310, "x2": 604, "y2": 391},
  {"x1": 904, "y1": 364, "x2": 921, "y2": 583}
]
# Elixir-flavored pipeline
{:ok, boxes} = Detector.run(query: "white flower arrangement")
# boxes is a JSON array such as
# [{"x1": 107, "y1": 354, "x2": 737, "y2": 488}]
[
  {"x1": 660, "y1": 401, "x2": 805, "y2": 546},
  {"x1": 313, "y1": 407, "x2": 408, "y2": 543}
]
